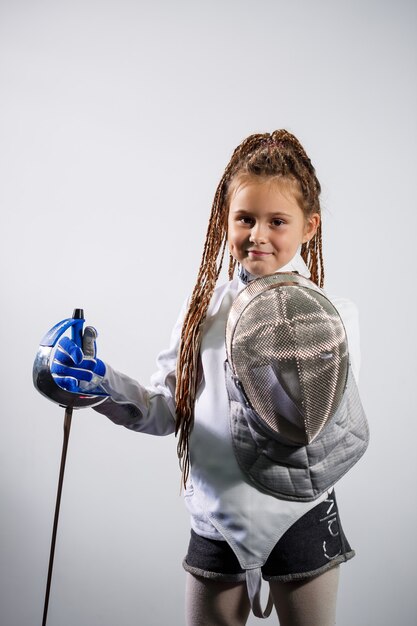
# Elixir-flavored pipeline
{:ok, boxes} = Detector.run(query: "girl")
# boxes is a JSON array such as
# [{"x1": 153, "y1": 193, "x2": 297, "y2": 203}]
[{"x1": 52, "y1": 130, "x2": 367, "y2": 625}]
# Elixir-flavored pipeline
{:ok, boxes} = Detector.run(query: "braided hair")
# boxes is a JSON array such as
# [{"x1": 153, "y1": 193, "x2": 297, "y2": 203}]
[{"x1": 175, "y1": 130, "x2": 324, "y2": 486}]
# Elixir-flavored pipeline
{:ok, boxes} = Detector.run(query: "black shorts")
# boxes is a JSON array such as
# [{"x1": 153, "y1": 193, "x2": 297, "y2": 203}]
[{"x1": 183, "y1": 490, "x2": 355, "y2": 583}]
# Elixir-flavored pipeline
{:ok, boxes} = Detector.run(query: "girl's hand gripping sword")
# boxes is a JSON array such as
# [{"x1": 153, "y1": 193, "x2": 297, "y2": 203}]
[
  {"x1": 33, "y1": 308, "x2": 108, "y2": 408},
  {"x1": 33, "y1": 309, "x2": 109, "y2": 626}
]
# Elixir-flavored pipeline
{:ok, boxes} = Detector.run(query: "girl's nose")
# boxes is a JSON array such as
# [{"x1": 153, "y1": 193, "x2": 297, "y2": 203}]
[{"x1": 249, "y1": 223, "x2": 268, "y2": 245}]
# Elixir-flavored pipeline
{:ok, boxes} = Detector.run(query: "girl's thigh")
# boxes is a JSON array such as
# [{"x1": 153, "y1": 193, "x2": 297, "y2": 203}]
[
  {"x1": 269, "y1": 565, "x2": 340, "y2": 626},
  {"x1": 185, "y1": 572, "x2": 251, "y2": 626}
]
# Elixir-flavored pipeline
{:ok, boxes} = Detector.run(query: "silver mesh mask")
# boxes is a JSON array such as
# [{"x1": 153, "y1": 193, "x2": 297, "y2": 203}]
[{"x1": 226, "y1": 272, "x2": 349, "y2": 445}]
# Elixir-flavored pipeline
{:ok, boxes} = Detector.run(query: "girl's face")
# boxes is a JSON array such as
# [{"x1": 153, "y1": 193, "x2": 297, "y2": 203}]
[{"x1": 227, "y1": 178, "x2": 319, "y2": 277}]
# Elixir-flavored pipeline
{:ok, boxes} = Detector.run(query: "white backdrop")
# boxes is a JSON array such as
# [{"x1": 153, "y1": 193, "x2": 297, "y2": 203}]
[{"x1": 1, "y1": 1, "x2": 416, "y2": 624}]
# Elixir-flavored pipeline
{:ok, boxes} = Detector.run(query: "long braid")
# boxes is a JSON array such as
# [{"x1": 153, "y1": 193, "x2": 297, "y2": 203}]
[{"x1": 175, "y1": 130, "x2": 324, "y2": 486}]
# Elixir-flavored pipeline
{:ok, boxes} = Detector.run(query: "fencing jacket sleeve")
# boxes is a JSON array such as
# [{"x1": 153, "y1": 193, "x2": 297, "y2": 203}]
[{"x1": 92, "y1": 299, "x2": 188, "y2": 436}]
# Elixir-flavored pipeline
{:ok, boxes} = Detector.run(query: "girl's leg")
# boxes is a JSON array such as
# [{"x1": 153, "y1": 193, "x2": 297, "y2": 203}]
[
  {"x1": 269, "y1": 566, "x2": 340, "y2": 626},
  {"x1": 185, "y1": 573, "x2": 251, "y2": 626}
]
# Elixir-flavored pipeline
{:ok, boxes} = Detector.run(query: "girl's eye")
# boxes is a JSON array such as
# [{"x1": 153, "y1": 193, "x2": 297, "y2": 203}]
[
  {"x1": 239, "y1": 216, "x2": 254, "y2": 225},
  {"x1": 272, "y1": 219, "x2": 284, "y2": 227}
]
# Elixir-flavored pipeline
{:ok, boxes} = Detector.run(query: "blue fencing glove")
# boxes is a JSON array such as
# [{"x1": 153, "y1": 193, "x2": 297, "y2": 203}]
[{"x1": 50, "y1": 326, "x2": 108, "y2": 396}]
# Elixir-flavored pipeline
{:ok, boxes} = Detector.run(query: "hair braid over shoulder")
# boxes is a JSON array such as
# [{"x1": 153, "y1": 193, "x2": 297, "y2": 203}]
[{"x1": 175, "y1": 130, "x2": 324, "y2": 486}]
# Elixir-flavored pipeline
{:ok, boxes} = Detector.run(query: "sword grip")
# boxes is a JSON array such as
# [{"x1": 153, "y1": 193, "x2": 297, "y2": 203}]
[{"x1": 70, "y1": 308, "x2": 84, "y2": 349}]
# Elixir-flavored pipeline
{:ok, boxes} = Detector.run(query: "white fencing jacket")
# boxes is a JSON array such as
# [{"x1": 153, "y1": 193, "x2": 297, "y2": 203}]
[{"x1": 95, "y1": 253, "x2": 360, "y2": 574}]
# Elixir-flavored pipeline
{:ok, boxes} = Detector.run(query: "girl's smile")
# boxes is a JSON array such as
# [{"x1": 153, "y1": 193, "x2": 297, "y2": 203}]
[{"x1": 227, "y1": 178, "x2": 320, "y2": 277}]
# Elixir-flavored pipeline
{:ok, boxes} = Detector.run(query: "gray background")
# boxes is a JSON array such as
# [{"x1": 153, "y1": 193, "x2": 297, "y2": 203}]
[{"x1": 1, "y1": 1, "x2": 416, "y2": 624}]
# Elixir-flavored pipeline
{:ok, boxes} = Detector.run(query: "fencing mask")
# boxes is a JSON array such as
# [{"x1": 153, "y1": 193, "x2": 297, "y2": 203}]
[{"x1": 225, "y1": 272, "x2": 369, "y2": 501}]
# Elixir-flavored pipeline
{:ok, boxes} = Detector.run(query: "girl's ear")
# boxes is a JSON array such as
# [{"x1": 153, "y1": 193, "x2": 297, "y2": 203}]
[{"x1": 302, "y1": 213, "x2": 320, "y2": 243}]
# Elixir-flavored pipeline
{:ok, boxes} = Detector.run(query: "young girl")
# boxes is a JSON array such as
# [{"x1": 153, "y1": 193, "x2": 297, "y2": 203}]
[{"x1": 52, "y1": 130, "x2": 367, "y2": 625}]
